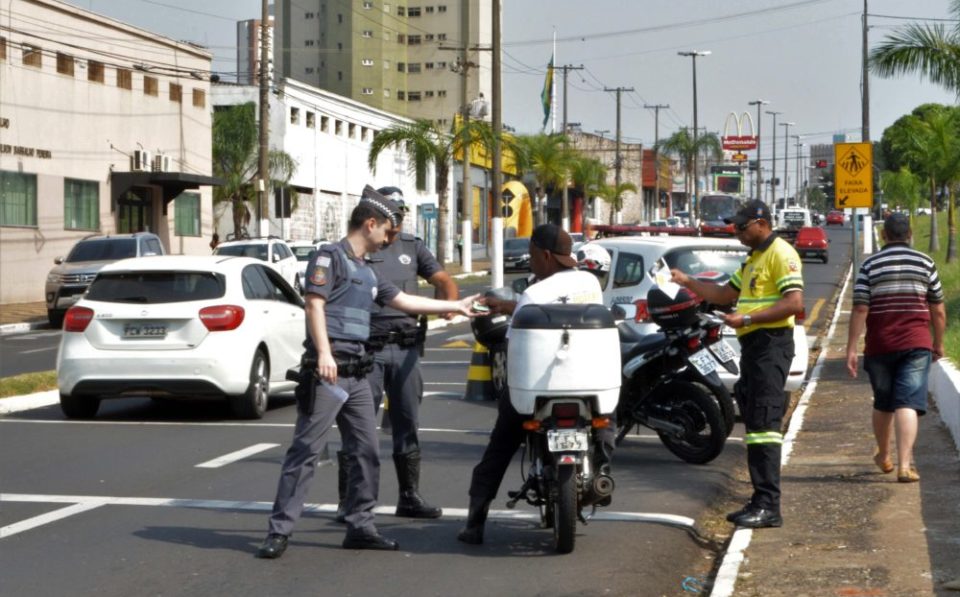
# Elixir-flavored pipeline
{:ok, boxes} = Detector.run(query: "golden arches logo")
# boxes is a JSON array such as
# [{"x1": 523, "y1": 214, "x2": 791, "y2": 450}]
[{"x1": 722, "y1": 111, "x2": 757, "y2": 151}]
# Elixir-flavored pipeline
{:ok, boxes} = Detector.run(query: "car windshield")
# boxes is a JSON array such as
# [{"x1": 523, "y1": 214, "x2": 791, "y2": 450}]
[
  {"x1": 215, "y1": 244, "x2": 268, "y2": 261},
  {"x1": 663, "y1": 248, "x2": 747, "y2": 281},
  {"x1": 67, "y1": 239, "x2": 138, "y2": 262},
  {"x1": 504, "y1": 239, "x2": 529, "y2": 251},
  {"x1": 292, "y1": 247, "x2": 315, "y2": 261},
  {"x1": 85, "y1": 271, "x2": 226, "y2": 303}
]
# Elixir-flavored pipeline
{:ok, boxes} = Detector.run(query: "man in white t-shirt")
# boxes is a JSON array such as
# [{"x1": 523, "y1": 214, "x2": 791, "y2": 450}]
[{"x1": 457, "y1": 224, "x2": 609, "y2": 546}]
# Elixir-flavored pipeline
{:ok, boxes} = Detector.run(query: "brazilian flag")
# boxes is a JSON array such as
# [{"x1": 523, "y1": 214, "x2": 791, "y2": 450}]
[{"x1": 541, "y1": 54, "x2": 554, "y2": 129}]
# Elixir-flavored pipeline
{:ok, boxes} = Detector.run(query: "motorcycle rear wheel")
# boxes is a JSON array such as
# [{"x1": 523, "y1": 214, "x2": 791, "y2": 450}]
[
  {"x1": 655, "y1": 380, "x2": 726, "y2": 465},
  {"x1": 553, "y1": 465, "x2": 578, "y2": 554}
]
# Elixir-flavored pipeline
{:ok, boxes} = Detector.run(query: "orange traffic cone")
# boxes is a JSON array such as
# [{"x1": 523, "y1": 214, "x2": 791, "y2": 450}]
[{"x1": 464, "y1": 342, "x2": 494, "y2": 401}]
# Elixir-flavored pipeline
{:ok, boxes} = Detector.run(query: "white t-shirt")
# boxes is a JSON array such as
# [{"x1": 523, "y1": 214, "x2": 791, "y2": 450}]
[{"x1": 507, "y1": 269, "x2": 604, "y2": 338}]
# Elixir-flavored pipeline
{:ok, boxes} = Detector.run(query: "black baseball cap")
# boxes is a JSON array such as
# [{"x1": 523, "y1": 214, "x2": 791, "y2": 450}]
[
  {"x1": 724, "y1": 199, "x2": 773, "y2": 226},
  {"x1": 376, "y1": 186, "x2": 409, "y2": 214},
  {"x1": 530, "y1": 224, "x2": 577, "y2": 268},
  {"x1": 359, "y1": 185, "x2": 402, "y2": 227}
]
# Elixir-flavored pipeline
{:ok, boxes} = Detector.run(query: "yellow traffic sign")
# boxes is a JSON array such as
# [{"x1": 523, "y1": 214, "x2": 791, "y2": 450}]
[{"x1": 833, "y1": 142, "x2": 873, "y2": 209}]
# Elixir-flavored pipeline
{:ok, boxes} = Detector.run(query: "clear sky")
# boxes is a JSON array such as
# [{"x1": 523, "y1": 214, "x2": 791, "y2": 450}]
[{"x1": 63, "y1": 0, "x2": 956, "y2": 155}]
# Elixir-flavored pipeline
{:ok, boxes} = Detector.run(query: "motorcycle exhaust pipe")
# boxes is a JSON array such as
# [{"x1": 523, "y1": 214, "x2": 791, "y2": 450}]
[{"x1": 592, "y1": 473, "x2": 615, "y2": 497}]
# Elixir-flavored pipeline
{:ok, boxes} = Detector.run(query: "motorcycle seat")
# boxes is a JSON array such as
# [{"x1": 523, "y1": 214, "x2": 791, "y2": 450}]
[{"x1": 620, "y1": 330, "x2": 669, "y2": 359}]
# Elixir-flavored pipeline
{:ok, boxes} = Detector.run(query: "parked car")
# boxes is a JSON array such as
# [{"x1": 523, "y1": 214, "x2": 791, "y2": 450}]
[
  {"x1": 590, "y1": 236, "x2": 809, "y2": 393},
  {"x1": 287, "y1": 240, "x2": 330, "y2": 294},
  {"x1": 825, "y1": 210, "x2": 845, "y2": 226},
  {"x1": 675, "y1": 211, "x2": 692, "y2": 227},
  {"x1": 56, "y1": 255, "x2": 305, "y2": 419},
  {"x1": 794, "y1": 226, "x2": 829, "y2": 263},
  {"x1": 503, "y1": 237, "x2": 531, "y2": 271},
  {"x1": 213, "y1": 237, "x2": 300, "y2": 292},
  {"x1": 45, "y1": 232, "x2": 165, "y2": 328}
]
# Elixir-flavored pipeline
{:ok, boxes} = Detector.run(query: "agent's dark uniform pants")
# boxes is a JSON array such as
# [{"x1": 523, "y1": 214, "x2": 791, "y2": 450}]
[
  {"x1": 368, "y1": 342, "x2": 423, "y2": 456},
  {"x1": 268, "y1": 376, "x2": 381, "y2": 537},
  {"x1": 735, "y1": 327, "x2": 795, "y2": 511}
]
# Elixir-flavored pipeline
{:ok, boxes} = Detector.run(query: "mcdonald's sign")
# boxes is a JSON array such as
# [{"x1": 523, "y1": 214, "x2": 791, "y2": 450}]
[{"x1": 722, "y1": 111, "x2": 758, "y2": 151}]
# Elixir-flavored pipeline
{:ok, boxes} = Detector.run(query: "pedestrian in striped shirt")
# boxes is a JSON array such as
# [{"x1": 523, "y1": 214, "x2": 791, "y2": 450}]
[{"x1": 845, "y1": 212, "x2": 947, "y2": 483}]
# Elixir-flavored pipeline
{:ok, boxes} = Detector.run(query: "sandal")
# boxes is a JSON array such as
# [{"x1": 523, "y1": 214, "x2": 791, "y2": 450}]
[
  {"x1": 873, "y1": 450, "x2": 894, "y2": 474},
  {"x1": 897, "y1": 467, "x2": 920, "y2": 483}
]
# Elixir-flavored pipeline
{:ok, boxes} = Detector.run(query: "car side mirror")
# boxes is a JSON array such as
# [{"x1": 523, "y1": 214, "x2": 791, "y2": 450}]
[
  {"x1": 271, "y1": 253, "x2": 281, "y2": 263},
  {"x1": 511, "y1": 277, "x2": 530, "y2": 294},
  {"x1": 54, "y1": 256, "x2": 64, "y2": 265}
]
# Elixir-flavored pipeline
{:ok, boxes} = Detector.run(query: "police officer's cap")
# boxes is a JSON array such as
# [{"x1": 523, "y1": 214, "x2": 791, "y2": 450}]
[
  {"x1": 376, "y1": 186, "x2": 409, "y2": 216},
  {"x1": 360, "y1": 185, "x2": 402, "y2": 227}
]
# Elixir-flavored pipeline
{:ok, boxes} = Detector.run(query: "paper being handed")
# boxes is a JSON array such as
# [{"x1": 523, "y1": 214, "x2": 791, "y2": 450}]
[{"x1": 653, "y1": 258, "x2": 681, "y2": 300}]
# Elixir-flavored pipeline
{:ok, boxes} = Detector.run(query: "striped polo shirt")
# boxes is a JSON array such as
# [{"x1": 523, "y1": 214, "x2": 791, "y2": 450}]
[
  {"x1": 853, "y1": 242, "x2": 944, "y2": 356},
  {"x1": 729, "y1": 234, "x2": 804, "y2": 337}
]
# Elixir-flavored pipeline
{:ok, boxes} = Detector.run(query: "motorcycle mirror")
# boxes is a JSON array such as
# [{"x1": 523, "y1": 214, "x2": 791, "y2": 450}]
[{"x1": 611, "y1": 303, "x2": 634, "y2": 321}]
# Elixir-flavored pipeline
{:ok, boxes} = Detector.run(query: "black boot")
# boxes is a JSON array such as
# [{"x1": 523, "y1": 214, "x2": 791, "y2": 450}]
[
  {"x1": 335, "y1": 450, "x2": 348, "y2": 523},
  {"x1": 394, "y1": 451, "x2": 442, "y2": 518},
  {"x1": 457, "y1": 496, "x2": 491, "y2": 545}
]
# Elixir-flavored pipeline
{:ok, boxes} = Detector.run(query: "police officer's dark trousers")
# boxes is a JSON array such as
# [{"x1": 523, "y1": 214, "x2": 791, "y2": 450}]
[
  {"x1": 369, "y1": 341, "x2": 423, "y2": 455},
  {"x1": 268, "y1": 376, "x2": 381, "y2": 537},
  {"x1": 735, "y1": 327, "x2": 795, "y2": 512}
]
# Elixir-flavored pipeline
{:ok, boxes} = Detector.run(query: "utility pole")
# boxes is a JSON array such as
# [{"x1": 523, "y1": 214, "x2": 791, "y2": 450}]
[
  {"x1": 856, "y1": 0, "x2": 870, "y2": 274},
  {"x1": 491, "y1": 0, "x2": 503, "y2": 289},
  {"x1": 781, "y1": 121, "x2": 794, "y2": 207},
  {"x1": 645, "y1": 103, "x2": 669, "y2": 217},
  {"x1": 766, "y1": 110, "x2": 781, "y2": 213},
  {"x1": 678, "y1": 50, "x2": 710, "y2": 222},
  {"x1": 257, "y1": 0, "x2": 270, "y2": 237},
  {"x1": 748, "y1": 99, "x2": 769, "y2": 201},
  {"x1": 793, "y1": 135, "x2": 802, "y2": 207},
  {"x1": 557, "y1": 64, "x2": 583, "y2": 231},
  {"x1": 605, "y1": 86, "x2": 634, "y2": 224}
]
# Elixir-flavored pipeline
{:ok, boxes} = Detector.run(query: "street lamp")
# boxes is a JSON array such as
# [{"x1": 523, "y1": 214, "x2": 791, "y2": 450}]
[
  {"x1": 765, "y1": 110, "x2": 782, "y2": 213},
  {"x1": 748, "y1": 100, "x2": 768, "y2": 201},
  {"x1": 678, "y1": 50, "x2": 710, "y2": 221},
  {"x1": 781, "y1": 121, "x2": 794, "y2": 206}
]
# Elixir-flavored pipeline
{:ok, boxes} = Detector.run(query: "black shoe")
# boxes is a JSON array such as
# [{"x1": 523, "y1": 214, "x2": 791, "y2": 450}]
[
  {"x1": 396, "y1": 491, "x2": 443, "y2": 519},
  {"x1": 725, "y1": 503, "x2": 754, "y2": 523},
  {"x1": 342, "y1": 531, "x2": 400, "y2": 551},
  {"x1": 256, "y1": 533, "x2": 288, "y2": 559},
  {"x1": 393, "y1": 452, "x2": 443, "y2": 519},
  {"x1": 457, "y1": 526, "x2": 484, "y2": 545},
  {"x1": 733, "y1": 507, "x2": 782, "y2": 529},
  {"x1": 456, "y1": 496, "x2": 491, "y2": 545}
]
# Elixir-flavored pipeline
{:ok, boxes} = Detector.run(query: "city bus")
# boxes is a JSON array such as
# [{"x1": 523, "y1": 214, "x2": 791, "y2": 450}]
[{"x1": 699, "y1": 194, "x2": 747, "y2": 236}]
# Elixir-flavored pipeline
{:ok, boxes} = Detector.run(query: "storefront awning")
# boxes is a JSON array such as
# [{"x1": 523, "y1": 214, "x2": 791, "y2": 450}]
[{"x1": 111, "y1": 171, "x2": 223, "y2": 213}]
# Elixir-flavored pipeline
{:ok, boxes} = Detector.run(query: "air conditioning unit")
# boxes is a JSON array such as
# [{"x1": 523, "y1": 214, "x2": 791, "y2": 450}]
[
  {"x1": 131, "y1": 149, "x2": 151, "y2": 172},
  {"x1": 152, "y1": 154, "x2": 171, "y2": 172}
]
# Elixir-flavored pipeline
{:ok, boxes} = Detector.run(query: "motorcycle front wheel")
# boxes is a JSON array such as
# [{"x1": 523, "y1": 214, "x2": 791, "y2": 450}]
[
  {"x1": 552, "y1": 465, "x2": 578, "y2": 554},
  {"x1": 654, "y1": 380, "x2": 726, "y2": 465}
]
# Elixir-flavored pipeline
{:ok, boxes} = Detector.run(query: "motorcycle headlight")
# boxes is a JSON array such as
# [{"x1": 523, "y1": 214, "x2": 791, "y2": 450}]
[{"x1": 47, "y1": 273, "x2": 62, "y2": 284}]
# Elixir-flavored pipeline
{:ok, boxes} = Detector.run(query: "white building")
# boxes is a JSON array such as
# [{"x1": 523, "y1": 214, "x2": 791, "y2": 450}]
[
  {"x1": 211, "y1": 78, "x2": 444, "y2": 253},
  {"x1": 0, "y1": 0, "x2": 219, "y2": 305}
]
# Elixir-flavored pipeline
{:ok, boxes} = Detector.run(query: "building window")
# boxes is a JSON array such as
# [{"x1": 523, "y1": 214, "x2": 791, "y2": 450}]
[
  {"x1": 337, "y1": 70, "x2": 343, "y2": 81},
  {"x1": 88, "y1": 60, "x2": 104, "y2": 83},
  {"x1": 425, "y1": 6, "x2": 434, "y2": 13},
  {"x1": 337, "y1": 42, "x2": 343, "y2": 51},
  {"x1": 397, "y1": 90, "x2": 405, "y2": 100},
  {"x1": 361, "y1": 126, "x2": 369, "y2": 140},
  {"x1": 306, "y1": 111, "x2": 315, "y2": 128},
  {"x1": 305, "y1": 67, "x2": 314, "y2": 74},
  {"x1": 438, "y1": 33, "x2": 447, "y2": 41},
  {"x1": 362, "y1": 30, "x2": 373, "y2": 38},
  {"x1": 174, "y1": 192, "x2": 201, "y2": 237},
  {"x1": 407, "y1": 62, "x2": 421, "y2": 73},
  {"x1": 169, "y1": 83, "x2": 182, "y2": 103},
  {"x1": 290, "y1": 107, "x2": 300, "y2": 125},
  {"x1": 337, "y1": 13, "x2": 343, "y2": 23},
  {"x1": 363, "y1": 1, "x2": 373, "y2": 8},
  {"x1": 0, "y1": 171, "x2": 38, "y2": 228},
  {"x1": 320, "y1": 60, "x2": 325, "y2": 67},
  {"x1": 425, "y1": 62, "x2": 433, "y2": 69},
  {"x1": 0, "y1": 37, "x2": 6, "y2": 62},
  {"x1": 397, "y1": 5, "x2": 405, "y2": 16},
  {"x1": 407, "y1": 6, "x2": 421, "y2": 17},
  {"x1": 144, "y1": 76, "x2": 158, "y2": 97},
  {"x1": 397, "y1": 62, "x2": 405, "y2": 72},
  {"x1": 437, "y1": 89, "x2": 447, "y2": 97},
  {"x1": 425, "y1": 34, "x2": 434, "y2": 41},
  {"x1": 305, "y1": 11, "x2": 314, "y2": 18},
  {"x1": 192, "y1": 88, "x2": 206, "y2": 108},
  {"x1": 361, "y1": 58, "x2": 374, "y2": 66},
  {"x1": 397, "y1": 34, "x2": 405, "y2": 44},
  {"x1": 408, "y1": 35, "x2": 421, "y2": 45},
  {"x1": 361, "y1": 87, "x2": 373, "y2": 95},
  {"x1": 424, "y1": 90, "x2": 434, "y2": 97},
  {"x1": 383, "y1": 88, "x2": 391, "y2": 97},
  {"x1": 383, "y1": 3, "x2": 391, "y2": 12},
  {"x1": 335, "y1": 120, "x2": 343, "y2": 135},
  {"x1": 22, "y1": 44, "x2": 41, "y2": 68},
  {"x1": 348, "y1": 123, "x2": 356, "y2": 138},
  {"x1": 305, "y1": 39, "x2": 314, "y2": 46},
  {"x1": 407, "y1": 91, "x2": 421, "y2": 101},
  {"x1": 438, "y1": 4, "x2": 446, "y2": 12},
  {"x1": 436, "y1": 61, "x2": 447, "y2": 68},
  {"x1": 63, "y1": 179, "x2": 99, "y2": 231},
  {"x1": 321, "y1": 115, "x2": 329, "y2": 132},
  {"x1": 117, "y1": 68, "x2": 132, "y2": 90}
]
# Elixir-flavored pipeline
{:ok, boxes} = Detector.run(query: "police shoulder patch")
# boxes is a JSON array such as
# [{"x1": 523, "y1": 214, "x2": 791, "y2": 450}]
[{"x1": 310, "y1": 264, "x2": 328, "y2": 286}]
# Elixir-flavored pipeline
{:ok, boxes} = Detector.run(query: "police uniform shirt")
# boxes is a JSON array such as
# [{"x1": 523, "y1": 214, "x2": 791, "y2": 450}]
[
  {"x1": 728, "y1": 234, "x2": 804, "y2": 337},
  {"x1": 368, "y1": 233, "x2": 443, "y2": 335},
  {"x1": 304, "y1": 238, "x2": 401, "y2": 356},
  {"x1": 506, "y1": 269, "x2": 604, "y2": 339}
]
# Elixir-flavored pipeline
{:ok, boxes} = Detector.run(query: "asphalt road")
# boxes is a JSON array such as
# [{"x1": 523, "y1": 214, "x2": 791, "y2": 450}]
[{"x1": 0, "y1": 230, "x2": 851, "y2": 595}]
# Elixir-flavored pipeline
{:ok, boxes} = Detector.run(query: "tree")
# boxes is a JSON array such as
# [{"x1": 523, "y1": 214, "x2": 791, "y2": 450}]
[
  {"x1": 212, "y1": 102, "x2": 298, "y2": 239},
  {"x1": 510, "y1": 133, "x2": 575, "y2": 225},
  {"x1": 806, "y1": 186, "x2": 828, "y2": 214},
  {"x1": 656, "y1": 128, "x2": 722, "y2": 221},
  {"x1": 597, "y1": 182, "x2": 639, "y2": 225},
  {"x1": 870, "y1": 1, "x2": 960, "y2": 94},
  {"x1": 880, "y1": 168, "x2": 923, "y2": 217},
  {"x1": 568, "y1": 156, "x2": 607, "y2": 232}
]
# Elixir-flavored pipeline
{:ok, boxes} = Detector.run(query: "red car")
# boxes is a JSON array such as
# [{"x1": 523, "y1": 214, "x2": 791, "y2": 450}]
[
  {"x1": 794, "y1": 226, "x2": 829, "y2": 263},
  {"x1": 825, "y1": 211, "x2": 845, "y2": 226}
]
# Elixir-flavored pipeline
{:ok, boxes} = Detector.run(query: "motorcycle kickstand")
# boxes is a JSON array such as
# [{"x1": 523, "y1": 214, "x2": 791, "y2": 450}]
[
  {"x1": 579, "y1": 506, "x2": 596, "y2": 524},
  {"x1": 506, "y1": 478, "x2": 535, "y2": 509}
]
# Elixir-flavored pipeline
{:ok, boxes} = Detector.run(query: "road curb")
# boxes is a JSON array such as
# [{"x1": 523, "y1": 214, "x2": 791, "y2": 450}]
[
  {"x1": 0, "y1": 321, "x2": 49, "y2": 336},
  {"x1": 0, "y1": 390, "x2": 59, "y2": 415}
]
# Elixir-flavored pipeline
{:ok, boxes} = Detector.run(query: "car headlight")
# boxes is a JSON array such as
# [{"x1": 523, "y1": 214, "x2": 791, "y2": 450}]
[
  {"x1": 521, "y1": 253, "x2": 530, "y2": 260},
  {"x1": 47, "y1": 273, "x2": 62, "y2": 284}
]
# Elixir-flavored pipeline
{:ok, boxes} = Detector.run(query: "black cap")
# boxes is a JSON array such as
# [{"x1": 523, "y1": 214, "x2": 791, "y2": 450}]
[
  {"x1": 530, "y1": 224, "x2": 577, "y2": 268},
  {"x1": 724, "y1": 199, "x2": 773, "y2": 226},
  {"x1": 359, "y1": 185, "x2": 402, "y2": 227},
  {"x1": 884, "y1": 212, "x2": 911, "y2": 239},
  {"x1": 376, "y1": 186, "x2": 409, "y2": 214}
]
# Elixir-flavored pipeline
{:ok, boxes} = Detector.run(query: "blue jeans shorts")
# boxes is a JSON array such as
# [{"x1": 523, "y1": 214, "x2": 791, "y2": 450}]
[{"x1": 863, "y1": 348, "x2": 932, "y2": 415}]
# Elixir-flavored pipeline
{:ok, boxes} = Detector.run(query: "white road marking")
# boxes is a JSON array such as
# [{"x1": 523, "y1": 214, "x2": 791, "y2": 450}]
[
  {"x1": 0, "y1": 501, "x2": 105, "y2": 538},
  {"x1": 0, "y1": 493, "x2": 695, "y2": 537},
  {"x1": 21, "y1": 346, "x2": 58, "y2": 354},
  {"x1": 420, "y1": 361, "x2": 470, "y2": 365},
  {"x1": 195, "y1": 443, "x2": 280, "y2": 468},
  {"x1": 423, "y1": 382, "x2": 465, "y2": 386}
]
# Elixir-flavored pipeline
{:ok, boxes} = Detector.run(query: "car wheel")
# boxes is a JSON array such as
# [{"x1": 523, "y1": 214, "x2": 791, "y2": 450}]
[
  {"x1": 60, "y1": 393, "x2": 100, "y2": 419},
  {"x1": 48, "y1": 309, "x2": 65, "y2": 328},
  {"x1": 822, "y1": 253, "x2": 829, "y2": 264},
  {"x1": 230, "y1": 349, "x2": 269, "y2": 419}
]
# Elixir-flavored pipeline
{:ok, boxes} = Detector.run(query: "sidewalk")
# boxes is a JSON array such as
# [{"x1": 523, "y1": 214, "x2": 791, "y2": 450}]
[{"x1": 715, "y1": 289, "x2": 960, "y2": 595}]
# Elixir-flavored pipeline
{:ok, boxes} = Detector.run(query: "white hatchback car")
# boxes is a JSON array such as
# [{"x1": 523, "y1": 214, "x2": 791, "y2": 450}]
[
  {"x1": 213, "y1": 237, "x2": 301, "y2": 293},
  {"x1": 588, "y1": 236, "x2": 809, "y2": 393},
  {"x1": 56, "y1": 255, "x2": 305, "y2": 419}
]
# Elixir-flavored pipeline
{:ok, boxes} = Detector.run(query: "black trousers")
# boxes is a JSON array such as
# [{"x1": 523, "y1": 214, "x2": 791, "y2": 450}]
[{"x1": 735, "y1": 327, "x2": 795, "y2": 511}]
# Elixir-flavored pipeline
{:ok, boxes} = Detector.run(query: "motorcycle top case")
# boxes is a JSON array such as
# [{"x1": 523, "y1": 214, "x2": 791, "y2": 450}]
[
  {"x1": 647, "y1": 284, "x2": 702, "y2": 329},
  {"x1": 507, "y1": 303, "x2": 621, "y2": 416}
]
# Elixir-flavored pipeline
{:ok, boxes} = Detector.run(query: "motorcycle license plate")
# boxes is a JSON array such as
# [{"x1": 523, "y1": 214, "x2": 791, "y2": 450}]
[
  {"x1": 708, "y1": 339, "x2": 736, "y2": 363},
  {"x1": 689, "y1": 348, "x2": 718, "y2": 375},
  {"x1": 547, "y1": 429, "x2": 589, "y2": 452}
]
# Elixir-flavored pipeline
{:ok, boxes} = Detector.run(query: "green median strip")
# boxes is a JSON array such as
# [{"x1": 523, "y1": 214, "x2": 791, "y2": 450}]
[{"x1": 0, "y1": 370, "x2": 58, "y2": 399}]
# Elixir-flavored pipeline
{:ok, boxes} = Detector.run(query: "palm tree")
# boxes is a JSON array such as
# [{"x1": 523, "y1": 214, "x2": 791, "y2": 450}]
[
  {"x1": 656, "y1": 128, "x2": 722, "y2": 222},
  {"x1": 212, "y1": 102, "x2": 298, "y2": 239},
  {"x1": 880, "y1": 167, "x2": 923, "y2": 218},
  {"x1": 870, "y1": 1, "x2": 960, "y2": 94},
  {"x1": 596, "y1": 182, "x2": 639, "y2": 225},
  {"x1": 511, "y1": 133, "x2": 575, "y2": 225},
  {"x1": 569, "y1": 156, "x2": 607, "y2": 232}
]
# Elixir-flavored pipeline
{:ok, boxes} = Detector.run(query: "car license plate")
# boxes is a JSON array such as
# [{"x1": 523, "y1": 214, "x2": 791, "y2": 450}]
[
  {"x1": 708, "y1": 339, "x2": 737, "y2": 363},
  {"x1": 123, "y1": 323, "x2": 167, "y2": 339},
  {"x1": 547, "y1": 429, "x2": 589, "y2": 452},
  {"x1": 689, "y1": 348, "x2": 718, "y2": 375}
]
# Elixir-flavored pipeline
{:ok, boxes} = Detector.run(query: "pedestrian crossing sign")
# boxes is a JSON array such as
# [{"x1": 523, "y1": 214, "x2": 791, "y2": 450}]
[{"x1": 833, "y1": 142, "x2": 873, "y2": 209}]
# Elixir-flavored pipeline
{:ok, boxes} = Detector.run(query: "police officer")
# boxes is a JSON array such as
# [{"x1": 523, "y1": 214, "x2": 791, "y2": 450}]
[
  {"x1": 257, "y1": 186, "x2": 479, "y2": 558},
  {"x1": 671, "y1": 200, "x2": 804, "y2": 529}
]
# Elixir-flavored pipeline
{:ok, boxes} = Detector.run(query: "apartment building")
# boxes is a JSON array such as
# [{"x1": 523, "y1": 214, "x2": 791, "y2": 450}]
[{"x1": 236, "y1": 16, "x2": 275, "y2": 86}]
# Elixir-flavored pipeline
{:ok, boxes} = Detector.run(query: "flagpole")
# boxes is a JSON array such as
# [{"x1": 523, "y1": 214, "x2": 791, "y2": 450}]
[{"x1": 551, "y1": 28, "x2": 557, "y2": 134}]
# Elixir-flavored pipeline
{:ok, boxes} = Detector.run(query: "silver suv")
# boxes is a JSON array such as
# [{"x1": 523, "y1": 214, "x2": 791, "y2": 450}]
[{"x1": 45, "y1": 233, "x2": 165, "y2": 327}]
